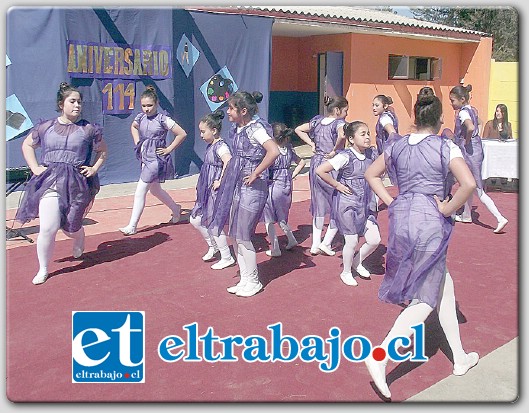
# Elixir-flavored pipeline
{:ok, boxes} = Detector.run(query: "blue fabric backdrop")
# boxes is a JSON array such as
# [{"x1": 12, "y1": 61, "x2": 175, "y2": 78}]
[{"x1": 6, "y1": 8, "x2": 273, "y2": 185}]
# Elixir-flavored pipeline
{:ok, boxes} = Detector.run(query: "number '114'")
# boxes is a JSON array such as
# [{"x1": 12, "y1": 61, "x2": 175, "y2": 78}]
[{"x1": 102, "y1": 81, "x2": 135, "y2": 114}]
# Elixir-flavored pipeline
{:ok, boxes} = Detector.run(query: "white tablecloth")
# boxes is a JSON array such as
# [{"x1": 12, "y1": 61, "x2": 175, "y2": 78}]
[{"x1": 481, "y1": 139, "x2": 518, "y2": 180}]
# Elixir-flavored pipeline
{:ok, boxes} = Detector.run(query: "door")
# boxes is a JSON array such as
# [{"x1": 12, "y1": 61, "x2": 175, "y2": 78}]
[{"x1": 318, "y1": 51, "x2": 343, "y2": 114}]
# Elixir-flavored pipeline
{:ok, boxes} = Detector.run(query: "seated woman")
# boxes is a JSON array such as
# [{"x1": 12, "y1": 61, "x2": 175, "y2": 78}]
[{"x1": 482, "y1": 104, "x2": 513, "y2": 140}]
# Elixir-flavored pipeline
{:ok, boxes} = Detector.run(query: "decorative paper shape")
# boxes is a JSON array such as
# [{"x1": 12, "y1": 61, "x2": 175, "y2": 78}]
[
  {"x1": 6, "y1": 54, "x2": 11, "y2": 66},
  {"x1": 200, "y1": 66, "x2": 238, "y2": 112},
  {"x1": 6, "y1": 94, "x2": 33, "y2": 141},
  {"x1": 176, "y1": 35, "x2": 199, "y2": 77}
]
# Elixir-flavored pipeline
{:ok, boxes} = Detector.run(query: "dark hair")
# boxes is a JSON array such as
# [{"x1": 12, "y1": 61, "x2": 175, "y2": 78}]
[
  {"x1": 141, "y1": 85, "x2": 158, "y2": 104},
  {"x1": 493, "y1": 103, "x2": 509, "y2": 131},
  {"x1": 323, "y1": 95, "x2": 348, "y2": 115},
  {"x1": 227, "y1": 91, "x2": 263, "y2": 117},
  {"x1": 200, "y1": 109, "x2": 225, "y2": 133},
  {"x1": 271, "y1": 122, "x2": 294, "y2": 146},
  {"x1": 374, "y1": 94, "x2": 393, "y2": 106},
  {"x1": 56, "y1": 82, "x2": 81, "y2": 111},
  {"x1": 343, "y1": 121, "x2": 368, "y2": 138},
  {"x1": 417, "y1": 87, "x2": 435, "y2": 99},
  {"x1": 414, "y1": 95, "x2": 443, "y2": 129},
  {"x1": 450, "y1": 84, "x2": 472, "y2": 102}
]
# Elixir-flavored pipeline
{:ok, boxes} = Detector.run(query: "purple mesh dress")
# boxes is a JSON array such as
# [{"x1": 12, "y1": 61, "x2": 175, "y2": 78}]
[
  {"x1": 454, "y1": 106, "x2": 484, "y2": 190},
  {"x1": 133, "y1": 112, "x2": 175, "y2": 183},
  {"x1": 375, "y1": 110, "x2": 399, "y2": 155},
  {"x1": 381, "y1": 134, "x2": 455, "y2": 308},
  {"x1": 15, "y1": 118, "x2": 102, "y2": 233},
  {"x1": 209, "y1": 118, "x2": 273, "y2": 241},
  {"x1": 308, "y1": 115, "x2": 346, "y2": 218},
  {"x1": 190, "y1": 139, "x2": 231, "y2": 227},
  {"x1": 262, "y1": 144, "x2": 297, "y2": 224},
  {"x1": 331, "y1": 148, "x2": 378, "y2": 236}
]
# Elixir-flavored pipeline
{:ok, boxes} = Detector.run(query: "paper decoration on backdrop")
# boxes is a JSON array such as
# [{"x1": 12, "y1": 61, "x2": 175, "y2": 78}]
[
  {"x1": 6, "y1": 94, "x2": 33, "y2": 141},
  {"x1": 101, "y1": 80, "x2": 136, "y2": 115},
  {"x1": 200, "y1": 66, "x2": 238, "y2": 112},
  {"x1": 176, "y1": 35, "x2": 199, "y2": 77},
  {"x1": 6, "y1": 54, "x2": 11, "y2": 67}
]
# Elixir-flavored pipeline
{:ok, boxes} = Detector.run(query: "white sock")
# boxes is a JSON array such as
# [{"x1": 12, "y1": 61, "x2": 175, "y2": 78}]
[
  {"x1": 149, "y1": 180, "x2": 180, "y2": 215},
  {"x1": 126, "y1": 179, "x2": 150, "y2": 229},
  {"x1": 477, "y1": 189, "x2": 504, "y2": 222},
  {"x1": 279, "y1": 221, "x2": 297, "y2": 245},
  {"x1": 354, "y1": 221, "x2": 381, "y2": 267},
  {"x1": 322, "y1": 221, "x2": 338, "y2": 247},
  {"x1": 214, "y1": 232, "x2": 231, "y2": 260},
  {"x1": 265, "y1": 222, "x2": 280, "y2": 252},
  {"x1": 237, "y1": 240, "x2": 258, "y2": 279},
  {"x1": 312, "y1": 217, "x2": 324, "y2": 249},
  {"x1": 342, "y1": 234, "x2": 359, "y2": 274}
]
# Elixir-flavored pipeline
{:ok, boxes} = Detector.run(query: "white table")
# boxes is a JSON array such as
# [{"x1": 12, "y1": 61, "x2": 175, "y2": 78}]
[{"x1": 481, "y1": 139, "x2": 518, "y2": 180}]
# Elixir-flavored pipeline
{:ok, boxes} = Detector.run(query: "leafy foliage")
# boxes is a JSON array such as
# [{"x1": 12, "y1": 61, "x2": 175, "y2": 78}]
[{"x1": 409, "y1": 7, "x2": 518, "y2": 61}]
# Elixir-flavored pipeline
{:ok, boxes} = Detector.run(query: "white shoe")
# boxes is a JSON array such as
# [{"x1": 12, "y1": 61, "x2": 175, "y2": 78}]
[
  {"x1": 73, "y1": 246, "x2": 84, "y2": 259},
  {"x1": 32, "y1": 270, "x2": 48, "y2": 285},
  {"x1": 265, "y1": 249, "x2": 282, "y2": 257},
  {"x1": 318, "y1": 243, "x2": 335, "y2": 256},
  {"x1": 202, "y1": 247, "x2": 219, "y2": 261},
  {"x1": 170, "y1": 205, "x2": 182, "y2": 224},
  {"x1": 355, "y1": 264, "x2": 371, "y2": 279},
  {"x1": 454, "y1": 215, "x2": 472, "y2": 223},
  {"x1": 310, "y1": 246, "x2": 320, "y2": 255},
  {"x1": 494, "y1": 218, "x2": 508, "y2": 233},
  {"x1": 285, "y1": 239, "x2": 298, "y2": 250},
  {"x1": 453, "y1": 352, "x2": 479, "y2": 376},
  {"x1": 340, "y1": 272, "x2": 358, "y2": 286},
  {"x1": 119, "y1": 226, "x2": 137, "y2": 235},
  {"x1": 236, "y1": 280, "x2": 263, "y2": 297},
  {"x1": 365, "y1": 356, "x2": 391, "y2": 399},
  {"x1": 211, "y1": 257, "x2": 236, "y2": 270}
]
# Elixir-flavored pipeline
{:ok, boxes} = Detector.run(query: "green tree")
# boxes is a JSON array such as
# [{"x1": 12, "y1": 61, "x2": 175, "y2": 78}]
[{"x1": 410, "y1": 7, "x2": 518, "y2": 61}]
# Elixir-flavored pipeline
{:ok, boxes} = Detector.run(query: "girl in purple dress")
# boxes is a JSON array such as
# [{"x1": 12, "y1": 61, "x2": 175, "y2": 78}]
[
  {"x1": 119, "y1": 85, "x2": 187, "y2": 235},
  {"x1": 364, "y1": 94, "x2": 479, "y2": 399},
  {"x1": 316, "y1": 121, "x2": 380, "y2": 286},
  {"x1": 190, "y1": 110, "x2": 235, "y2": 270},
  {"x1": 372, "y1": 94, "x2": 399, "y2": 155},
  {"x1": 295, "y1": 96, "x2": 348, "y2": 256},
  {"x1": 209, "y1": 91, "x2": 279, "y2": 297},
  {"x1": 16, "y1": 82, "x2": 108, "y2": 285},
  {"x1": 262, "y1": 123, "x2": 306, "y2": 257},
  {"x1": 449, "y1": 84, "x2": 508, "y2": 233}
]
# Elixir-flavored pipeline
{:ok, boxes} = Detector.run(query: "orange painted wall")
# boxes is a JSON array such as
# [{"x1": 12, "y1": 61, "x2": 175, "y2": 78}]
[{"x1": 271, "y1": 32, "x2": 492, "y2": 136}]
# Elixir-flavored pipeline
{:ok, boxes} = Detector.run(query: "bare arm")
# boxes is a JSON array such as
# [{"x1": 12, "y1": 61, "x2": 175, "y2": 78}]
[
  {"x1": 158, "y1": 123, "x2": 187, "y2": 155},
  {"x1": 244, "y1": 139, "x2": 280, "y2": 185},
  {"x1": 316, "y1": 161, "x2": 351, "y2": 195},
  {"x1": 365, "y1": 155, "x2": 393, "y2": 206},
  {"x1": 80, "y1": 139, "x2": 108, "y2": 178},
  {"x1": 434, "y1": 157, "x2": 476, "y2": 216},
  {"x1": 295, "y1": 123, "x2": 315, "y2": 153},
  {"x1": 21, "y1": 134, "x2": 47, "y2": 176},
  {"x1": 212, "y1": 152, "x2": 232, "y2": 190},
  {"x1": 327, "y1": 124, "x2": 346, "y2": 159},
  {"x1": 291, "y1": 153, "x2": 306, "y2": 180},
  {"x1": 384, "y1": 123, "x2": 396, "y2": 135},
  {"x1": 462, "y1": 119, "x2": 474, "y2": 145},
  {"x1": 130, "y1": 121, "x2": 140, "y2": 145}
]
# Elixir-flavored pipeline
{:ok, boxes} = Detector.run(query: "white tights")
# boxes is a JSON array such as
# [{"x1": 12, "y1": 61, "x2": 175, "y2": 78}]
[
  {"x1": 342, "y1": 221, "x2": 381, "y2": 274},
  {"x1": 265, "y1": 220, "x2": 298, "y2": 252},
  {"x1": 236, "y1": 240, "x2": 257, "y2": 278},
  {"x1": 189, "y1": 215, "x2": 231, "y2": 259},
  {"x1": 461, "y1": 187, "x2": 505, "y2": 223},
  {"x1": 36, "y1": 191, "x2": 85, "y2": 275},
  {"x1": 125, "y1": 179, "x2": 180, "y2": 230},
  {"x1": 379, "y1": 271, "x2": 467, "y2": 366},
  {"x1": 312, "y1": 216, "x2": 338, "y2": 249}
]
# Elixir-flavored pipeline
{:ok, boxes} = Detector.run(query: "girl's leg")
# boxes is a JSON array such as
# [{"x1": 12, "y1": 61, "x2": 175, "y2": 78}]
[
  {"x1": 366, "y1": 301, "x2": 434, "y2": 398},
  {"x1": 319, "y1": 219, "x2": 338, "y2": 256},
  {"x1": 33, "y1": 192, "x2": 62, "y2": 284},
  {"x1": 437, "y1": 271, "x2": 479, "y2": 374},
  {"x1": 62, "y1": 227, "x2": 85, "y2": 259},
  {"x1": 119, "y1": 179, "x2": 151, "y2": 234},
  {"x1": 279, "y1": 220, "x2": 298, "y2": 250},
  {"x1": 476, "y1": 188, "x2": 508, "y2": 232},
  {"x1": 189, "y1": 215, "x2": 218, "y2": 261},
  {"x1": 265, "y1": 222, "x2": 281, "y2": 257},
  {"x1": 227, "y1": 242, "x2": 249, "y2": 294},
  {"x1": 340, "y1": 234, "x2": 359, "y2": 286},
  {"x1": 352, "y1": 221, "x2": 381, "y2": 278},
  {"x1": 311, "y1": 216, "x2": 324, "y2": 254},
  {"x1": 235, "y1": 240, "x2": 262, "y2": 297},
  {"x1": 211, "y1": 231, "x2": 235, "y2": 270},
  {"x1": 149, "y1": 180, "x2": 182, "y2": 223},
  {"x1": 456, "y1": 193, "x2": 473, "y2": 222}
]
